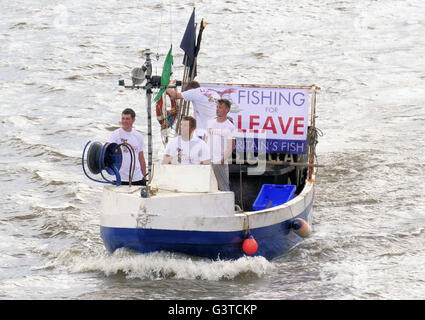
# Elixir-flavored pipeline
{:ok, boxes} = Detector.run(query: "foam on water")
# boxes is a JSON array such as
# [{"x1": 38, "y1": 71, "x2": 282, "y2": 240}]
[{"x1": 47, "y1": 248, "x2": 275, "y2": 281}]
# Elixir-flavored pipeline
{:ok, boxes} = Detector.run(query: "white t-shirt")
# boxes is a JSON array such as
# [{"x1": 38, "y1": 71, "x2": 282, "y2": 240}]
[
  {"x1": 164, "y1": 135, "x2": 210, "y2": 165},
  {"x1": 108, "y1": 128, "x2": 145, "y2": 181},
  {"x1": 181, "y1": 87, "x2": 219, "y2": 137},
  {"x1": 207, "y1": 118, "x2": 236, "y2": 163}
]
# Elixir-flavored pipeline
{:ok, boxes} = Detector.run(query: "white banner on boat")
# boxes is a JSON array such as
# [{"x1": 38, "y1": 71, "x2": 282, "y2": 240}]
[{"x1": 200, "y1": 83, "x2": 309, "y2": 154}]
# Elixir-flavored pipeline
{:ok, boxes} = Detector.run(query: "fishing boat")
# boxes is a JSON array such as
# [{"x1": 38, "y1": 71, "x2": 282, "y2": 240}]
[{"x1": 82, "y1": 10, "x2": 321, "y2": 261}]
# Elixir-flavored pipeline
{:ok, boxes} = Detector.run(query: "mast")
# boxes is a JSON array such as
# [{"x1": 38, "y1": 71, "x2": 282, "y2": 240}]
[{"x1": 144, "y1": 49, "x2": 153, "y2": 174}]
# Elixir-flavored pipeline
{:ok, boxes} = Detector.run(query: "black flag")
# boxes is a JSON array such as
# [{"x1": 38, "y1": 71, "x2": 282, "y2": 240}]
[
  {"x1": 191, "y1": 19, "x2": 206, "y2": 78},
  {"x1": 194, "y1": 18, "x2": 205, "y2": 58}
]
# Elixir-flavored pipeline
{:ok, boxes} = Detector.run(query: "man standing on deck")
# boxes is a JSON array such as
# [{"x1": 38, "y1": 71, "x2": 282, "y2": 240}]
[
  {"x1": 162, "y1": 116, "x2": 210, "y2": 165},
  {"x1": 166, "y1": 80, "x2": 219, "y2": 139},
  {"x1": 206, "y1": 99, "x2": 235, "y2": 191},
  {"x1": 108, "y1": 108, "x2": 147, "y2": 185}
]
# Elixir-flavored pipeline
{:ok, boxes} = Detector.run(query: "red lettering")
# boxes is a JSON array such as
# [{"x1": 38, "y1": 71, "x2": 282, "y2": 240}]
[
  {"x1": 237, "y1": 115, "x2": 305, "y2": 135},
  {"x1": 262, "y1": 116, "x2": 277, "y2": 134},
  {"x1": 249, "y1": 115, "x2": 260, "y2": 131},
  {"x1": 278, "y1": 117, "x2": 293, "y2": 134},
  {"x1": 237, "y1": 115, "x2": 246, "y2": 133},
  {"x1": 294, "y1": 117, "x2": 304, "y2": 135}
]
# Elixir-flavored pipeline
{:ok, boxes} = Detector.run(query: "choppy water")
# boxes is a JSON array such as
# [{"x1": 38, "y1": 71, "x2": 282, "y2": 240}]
[{"x1": 1, "y1": 0, "x2": 424, "y2": 300}]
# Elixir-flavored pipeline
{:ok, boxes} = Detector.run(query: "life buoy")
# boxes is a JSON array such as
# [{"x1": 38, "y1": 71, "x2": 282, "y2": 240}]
[{"x1": 156, "y1": 95, "x2": 178, "y2": 128}]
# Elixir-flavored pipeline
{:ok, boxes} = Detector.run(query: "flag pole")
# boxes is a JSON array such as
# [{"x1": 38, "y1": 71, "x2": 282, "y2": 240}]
[
  {"x1": 174, "y1": 55, "x2": 189, "y2": 134},
  {"x1": 182, "y1": 20, "x2": 198, "y2": 118},
  {"x1": 174, "y1": 9, "x2": 196, "y2": 132}
]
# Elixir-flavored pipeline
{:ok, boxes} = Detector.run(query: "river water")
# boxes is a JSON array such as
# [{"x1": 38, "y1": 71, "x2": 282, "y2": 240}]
[{"x1": 1, "y1": 0, "x2": 424, "y2": 300}]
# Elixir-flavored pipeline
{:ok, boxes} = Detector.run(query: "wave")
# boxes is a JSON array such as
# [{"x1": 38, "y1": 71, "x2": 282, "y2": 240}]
[{"x1": 45, "y1": 248, "x2": 275, "y2": 281}]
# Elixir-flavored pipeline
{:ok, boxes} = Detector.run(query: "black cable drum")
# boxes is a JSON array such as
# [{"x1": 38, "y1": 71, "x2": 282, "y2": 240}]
[
  {"x1": 87, "y1": 141, "x2": 103, "y2": 174},
  {"x1": 86, "y1": 142, "x2": 123, "y2": 175}
]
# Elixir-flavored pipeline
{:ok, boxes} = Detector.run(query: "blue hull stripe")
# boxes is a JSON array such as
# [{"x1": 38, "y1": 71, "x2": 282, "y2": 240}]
[{"x1": 101, "y1": 202, "x2": 312, "y2": 261}]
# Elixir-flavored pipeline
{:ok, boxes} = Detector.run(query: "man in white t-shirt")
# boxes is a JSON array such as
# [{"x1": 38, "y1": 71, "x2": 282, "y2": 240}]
[
  {"x1": 206, "y1": 99, "x2": 235, "y2": 191},
  {"x1": 162, "y1": 116, "x2": 210, "y2": 165},
  {"x1": 108, "y1": 108, "x2": 147, "y2": 185},
  {"x1": 166, "y1": 80, "x2": 219, "y2": 139}
]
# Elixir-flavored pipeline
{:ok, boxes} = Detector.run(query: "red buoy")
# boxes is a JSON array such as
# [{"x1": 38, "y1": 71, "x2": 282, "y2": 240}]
[{"x1": 242, "y1": 235, "x2": 258, "y2": 255}]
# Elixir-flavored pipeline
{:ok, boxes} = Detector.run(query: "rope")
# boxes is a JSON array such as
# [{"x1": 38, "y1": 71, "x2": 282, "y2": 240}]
[
  {"x1": 118, "y1": 143, "x2": 136, "y2": 187},
  {"x1": 169, "y1": 0, "x2": 173, "y2": 47},
  {"x1": 307, "y1": 126, "x2": 323, "y2": 163},
  {"x1": 156, "y1": 9, "x2": 163, "y2": 61}
]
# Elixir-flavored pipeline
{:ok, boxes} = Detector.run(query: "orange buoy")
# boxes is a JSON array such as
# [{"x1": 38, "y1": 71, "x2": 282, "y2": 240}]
[
  {"x1": 291, "y1": 218, "x2": 312, "y2": 238},
  {"x1": 242, "y1": 235, "x2": 258, "y2": 255}
]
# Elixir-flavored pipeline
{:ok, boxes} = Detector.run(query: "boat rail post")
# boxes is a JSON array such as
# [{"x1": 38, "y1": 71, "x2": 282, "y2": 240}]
[{"x1": 308, "y1": 85, "x2": 318, "y2": 179}]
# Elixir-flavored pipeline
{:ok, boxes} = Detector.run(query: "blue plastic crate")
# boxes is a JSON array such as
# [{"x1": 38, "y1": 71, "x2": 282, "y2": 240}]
[{"x1": 252, "y1": 184, "x2": 296, "y2": 211}]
